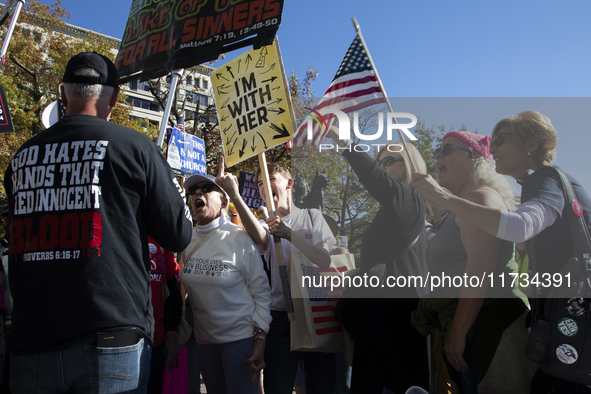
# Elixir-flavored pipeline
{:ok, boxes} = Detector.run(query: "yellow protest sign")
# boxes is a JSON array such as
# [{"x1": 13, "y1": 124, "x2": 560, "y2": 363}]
[{"x1": 213, "y1": 38, "x2": 294, "y2": 167}]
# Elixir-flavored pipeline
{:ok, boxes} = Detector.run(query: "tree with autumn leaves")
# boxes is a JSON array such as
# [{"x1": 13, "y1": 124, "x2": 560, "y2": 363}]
[{"x1": 0, "y1": 0, "x2": 160, "y2": 205}]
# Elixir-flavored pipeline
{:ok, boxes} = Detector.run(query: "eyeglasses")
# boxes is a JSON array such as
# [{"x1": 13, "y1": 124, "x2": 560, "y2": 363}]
[
  {"x1": 491, "y1": 132, "x2": 513, "y2": 148},
  {"x1": 188, "y1": 183, "x2": 216, "y2": 196},
  {"x1": 377, "y1": 155, "x2": 404, "y2": 167},
  {"x1": 434, "y1": 144, "x2": 473, "y2": 160}
]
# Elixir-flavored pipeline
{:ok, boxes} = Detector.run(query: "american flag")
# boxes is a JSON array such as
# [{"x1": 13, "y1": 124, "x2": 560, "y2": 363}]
[
  {"x1": 301, "y1": 264, "x2": 348, "y2": 336},
  {"x1": 289, "y1": 36, "x2": 386, "y2": 147}
]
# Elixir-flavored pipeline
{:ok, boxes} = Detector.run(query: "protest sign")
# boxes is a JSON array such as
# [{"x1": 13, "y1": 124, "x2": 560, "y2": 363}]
[
  {"x1": 116, "y1": 0, "x2": 284, "y2": 82},
  {"x1": 167, "y1": 127, "x2": 206, "y2": 177},
  {"x1": 213, "y1": 38, "x2": 294, "y2": 166},
  {"x1": 238, "y1": 171, "x2": 266, "y2": 209},
  {"x1": 0, "y1": 86, "x2": 14, "y2": 133}
]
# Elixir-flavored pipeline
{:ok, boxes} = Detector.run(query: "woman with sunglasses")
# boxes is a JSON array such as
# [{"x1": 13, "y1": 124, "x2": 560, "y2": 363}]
[
  {"x1": 326, "y1": 128, "x2": 430, "y2": 393},
  {"x1": 181, "y1": 174, "x2": 271, "y2": 394},
  {"x1": 411, "y1": 130, "x2": 536, "y2": 393},
  {"x1": 412, "y1": 111, "x2": 591, "y2": 394}
]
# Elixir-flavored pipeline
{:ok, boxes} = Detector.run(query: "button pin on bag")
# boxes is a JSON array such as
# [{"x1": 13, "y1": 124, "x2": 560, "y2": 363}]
[
  {"x1": 557, "y1": 317, "x2": 579, "y2": 337},
  {"x1": 566, "y1": 298, "x2": 586, "y2": 317},
  {"x1": 556, "y1": 344, "x2": 578, "y2": 365}
]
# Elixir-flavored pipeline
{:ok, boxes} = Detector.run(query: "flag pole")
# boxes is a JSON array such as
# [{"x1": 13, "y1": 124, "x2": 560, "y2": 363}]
[
  {"x1": 350, "y1": 17, "x2": 417, "y2": 170},
  {"x1": 0, "y1": 0, "x2": 25, "y2": 66},
  {"x1": 351, "y1": 17, "x2": 434, "y2": 216},
  {"x1": 157, "y1": 68, "x2": 184, "y2": 148}
]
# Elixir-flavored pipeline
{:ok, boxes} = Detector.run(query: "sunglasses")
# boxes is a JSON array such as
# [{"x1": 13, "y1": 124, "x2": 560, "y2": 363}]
[
  {"x1": 434, "y1": 144, "x2": 473, "y2": 160},
  {"x1": 188, "y1": 183, "x2": 216, "y2": 196},
  {"x1": 377, "y1": 155, "x2": 404, "y2": 167},
  {"x1": 491, "y1": 132, "x2": 513, "y2": 148}
]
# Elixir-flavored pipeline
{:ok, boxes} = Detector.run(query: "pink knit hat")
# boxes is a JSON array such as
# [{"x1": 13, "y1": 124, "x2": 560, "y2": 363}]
[{"x1": 442, "y1": 131, "x2": 492, "y2": 161}]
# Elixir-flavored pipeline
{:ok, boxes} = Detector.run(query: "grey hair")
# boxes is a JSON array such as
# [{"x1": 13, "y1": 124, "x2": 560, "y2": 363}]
[
  {"x1": 63, "y1": 67, "x2": 114, "y2": 101},
  {"x1": 470, "y1": 157, "x2": 517, "y2": 211}
]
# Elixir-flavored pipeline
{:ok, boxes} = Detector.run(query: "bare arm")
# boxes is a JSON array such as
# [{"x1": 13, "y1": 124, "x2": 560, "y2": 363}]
[
  {"x1": 412, "y1": 173, "x2": 503, "y2": 237},
  {"x1": 216, "y1": 156, "x2": 269, "y2": 247},
  {"x1": 266, "y1": 215, "x2": 332, "y2": 270},
  {"x1": 293, "y1": 238, "x2": 331, "y2": 271},
  {"x1": 444, "y1": 189, "x2": 504, "y2": 372}
]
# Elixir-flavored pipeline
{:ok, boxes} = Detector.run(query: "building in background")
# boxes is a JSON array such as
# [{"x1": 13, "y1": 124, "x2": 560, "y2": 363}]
[
  {"x1": 24, "y1": 10, "x2": 217, "y2": 134},
  {"x1": 121, "y1": 64, "x2": 215, "y2": 133}
]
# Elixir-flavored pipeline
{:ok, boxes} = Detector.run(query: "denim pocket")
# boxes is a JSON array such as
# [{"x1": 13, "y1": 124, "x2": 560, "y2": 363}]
[{"x1": 85, "y1": 338, "x2": 143, "y2": 394}]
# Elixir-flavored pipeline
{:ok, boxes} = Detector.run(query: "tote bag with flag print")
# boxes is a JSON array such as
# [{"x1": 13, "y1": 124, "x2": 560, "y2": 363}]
[{"x1": 290, "y1": 251, "x2": 355, "y2": 352}]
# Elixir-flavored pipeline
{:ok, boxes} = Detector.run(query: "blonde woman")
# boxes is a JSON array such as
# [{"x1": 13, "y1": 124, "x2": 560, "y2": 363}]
[{"x1": 327, "y1": 129, "x2": 430, "y2": 393}]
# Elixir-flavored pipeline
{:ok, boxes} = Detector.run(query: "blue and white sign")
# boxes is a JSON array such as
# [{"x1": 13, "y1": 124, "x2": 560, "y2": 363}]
[{"x1": 167, "y1": 127, "x2": 206, "y2": 177}]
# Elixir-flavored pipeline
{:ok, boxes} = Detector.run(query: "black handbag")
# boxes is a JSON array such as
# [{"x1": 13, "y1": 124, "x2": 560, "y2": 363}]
[{"x1": 524, "y1": 167, "x2": 591, "y2": 385}]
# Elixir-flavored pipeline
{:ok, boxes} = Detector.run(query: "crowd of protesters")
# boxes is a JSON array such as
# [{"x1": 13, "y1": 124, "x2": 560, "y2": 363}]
[{"x1": 0, "y1": 51, "x2": 589, "y2": 394}]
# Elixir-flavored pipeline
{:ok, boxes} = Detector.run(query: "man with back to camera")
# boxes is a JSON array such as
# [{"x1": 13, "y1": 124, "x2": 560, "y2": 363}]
[{"x1": 3, "y1": 52, "x2": 193, "y2": 393}]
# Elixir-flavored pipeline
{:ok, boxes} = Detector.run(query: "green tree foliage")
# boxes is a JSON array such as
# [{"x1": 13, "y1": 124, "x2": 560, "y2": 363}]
[
  {"x1": 289, "y1": 67, "x2": 318, "y2": 126},
  {"x1": 412, "y1": 118, "x2": 444, "y2": 174}
]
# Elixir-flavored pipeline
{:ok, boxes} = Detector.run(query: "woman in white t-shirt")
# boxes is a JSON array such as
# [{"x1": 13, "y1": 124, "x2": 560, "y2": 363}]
[{"x1": 181, "y1": 174, "x2": 271, "y2": 394}]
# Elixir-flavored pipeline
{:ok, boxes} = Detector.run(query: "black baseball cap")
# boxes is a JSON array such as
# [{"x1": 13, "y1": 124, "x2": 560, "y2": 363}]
[{"x1": 62, "y1": 52, "x2": 119, "y2": 87}]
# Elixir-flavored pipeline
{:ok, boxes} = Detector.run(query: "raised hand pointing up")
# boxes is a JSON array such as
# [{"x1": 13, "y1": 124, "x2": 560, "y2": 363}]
[{"x1": 215, "y1": 155, "x2": 240, "y2": 200}]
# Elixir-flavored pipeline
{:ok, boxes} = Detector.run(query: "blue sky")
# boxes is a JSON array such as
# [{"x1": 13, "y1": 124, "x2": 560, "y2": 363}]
[{"x1": 36, "y1": 0, "x2": 591, "y2": 190}]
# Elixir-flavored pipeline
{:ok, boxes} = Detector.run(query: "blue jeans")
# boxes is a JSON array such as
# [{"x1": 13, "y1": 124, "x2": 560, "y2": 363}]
[
  {"x1": 459, "y1": 345, "x2": 478, "y2": 394},
  {"x1": 184, "y1": 304, "x2": 202, "y2": 394},
  {"x1": 195, "y1": 337, "x2": 258, "y2": 394},
  {"x1": 10, "y1": 335, "x2": 151, "y2": 393},
  {"x1": 263, "y1": 311, "x2": 336, "y2": 394},
  {"x1": 185, "y1": 337, "x2": 202, "y2": 394},
  {"x1": 295, "y1": 351, "x2": 351, "y2": 393},
  {"x1": 294, "y1": 360, "x2": 305, "y2": 386},
  {"x1": 334, "y1": 352, "x2": 351, "y2": 394}
]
